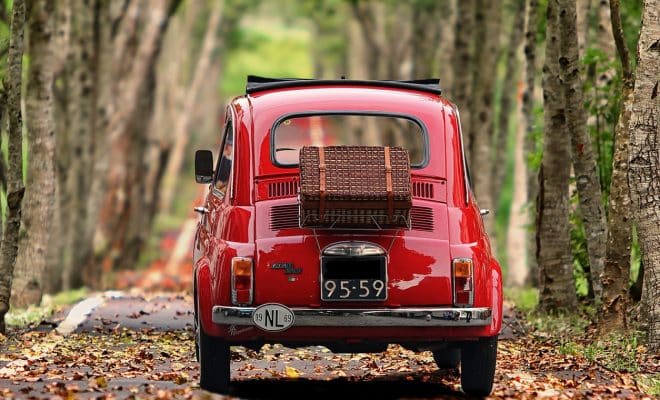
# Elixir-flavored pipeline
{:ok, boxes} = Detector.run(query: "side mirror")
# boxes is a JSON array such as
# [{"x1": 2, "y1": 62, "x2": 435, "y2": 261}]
[{"x1": 195, "y1": 150, "x2": 214, "y2": 184}]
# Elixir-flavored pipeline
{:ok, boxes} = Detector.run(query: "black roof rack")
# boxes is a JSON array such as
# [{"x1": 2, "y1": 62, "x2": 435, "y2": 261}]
[{"x1": 245, "y1": 75, "x2": 442, "y2": 95}]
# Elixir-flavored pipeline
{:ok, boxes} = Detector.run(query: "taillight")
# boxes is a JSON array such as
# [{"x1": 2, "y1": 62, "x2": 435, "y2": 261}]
[
  {"x1": 231, "y1": 257, "x2": 253, "y2": 305},
  {"x1": 452, "y1": 258, "x2": 473, "y2": 307}
]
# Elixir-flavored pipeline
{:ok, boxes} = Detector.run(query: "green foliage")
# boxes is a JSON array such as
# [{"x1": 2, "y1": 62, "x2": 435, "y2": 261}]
[
  {"x1": 220, "y1": 15, "x2": 312, "y2": 98},
  {"x1": 505, "y1": 287, "x2": 539, "y2": 314}
]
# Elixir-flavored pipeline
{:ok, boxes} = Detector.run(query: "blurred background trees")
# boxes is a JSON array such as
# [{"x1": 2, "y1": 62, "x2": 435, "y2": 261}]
[{"x1": 0, "y1": 0, "x2": 655, "y2": 347}]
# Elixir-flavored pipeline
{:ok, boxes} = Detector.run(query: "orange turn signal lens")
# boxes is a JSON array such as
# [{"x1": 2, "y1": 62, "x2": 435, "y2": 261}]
[
  {"x1": 231, "y1": 257, "x2": 253, "y2": 304},
  {"x1": 453, "y1": 259, "x2": 472, "y2": 278},
  {"x1": 232, "y1": 257, "x2": 252, "y2": 278}
]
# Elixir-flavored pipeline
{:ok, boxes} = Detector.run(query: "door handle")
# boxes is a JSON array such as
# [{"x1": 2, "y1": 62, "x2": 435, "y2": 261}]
[{"x1": 194, "y1": 206, "x2": 209, "y2": 214}]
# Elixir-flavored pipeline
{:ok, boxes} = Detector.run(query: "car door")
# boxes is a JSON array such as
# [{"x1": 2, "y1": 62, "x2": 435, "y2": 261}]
[{"x1": 194, "y1": 120, "x2": 234, "y2": 270}]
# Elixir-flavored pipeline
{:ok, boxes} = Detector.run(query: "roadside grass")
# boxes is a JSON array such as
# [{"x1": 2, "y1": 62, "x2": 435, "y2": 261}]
[
  {"x1": 506, "y1": 286, "x2": 658, "y2": 394},
  {"x1": 5, "y1": 288, "x2": 88, "y2": 329}
]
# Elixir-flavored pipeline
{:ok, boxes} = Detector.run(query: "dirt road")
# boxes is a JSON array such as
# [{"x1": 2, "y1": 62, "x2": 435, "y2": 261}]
[{"x1": 0, "y1": 292, "x2": 655, "y2": 399}]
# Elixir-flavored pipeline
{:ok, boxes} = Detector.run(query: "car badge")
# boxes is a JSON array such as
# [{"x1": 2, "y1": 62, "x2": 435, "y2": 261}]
[{"x1": 271, "y1": 262, "x2": 302, "y2": 275}]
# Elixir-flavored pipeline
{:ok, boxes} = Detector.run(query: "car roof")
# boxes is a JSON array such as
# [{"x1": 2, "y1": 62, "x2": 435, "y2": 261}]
[{"x1": 245, "y1": 75, "x2": 443, "y2": 96}]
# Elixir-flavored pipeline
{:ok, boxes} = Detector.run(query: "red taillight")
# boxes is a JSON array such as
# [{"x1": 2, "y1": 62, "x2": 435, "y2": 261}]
[
  {"x1": 232, "y1": 257, "x2": 253, "y2": 305},
  {"x1": 452, "y1": 258, "x2": 473, "y2": 307}
]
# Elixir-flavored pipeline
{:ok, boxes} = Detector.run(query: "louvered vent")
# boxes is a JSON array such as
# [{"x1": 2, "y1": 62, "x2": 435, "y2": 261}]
[
  {"x1": 412, "y1": 181, "x2": 434, "y2": 200},
  {"x1": 268, "y1": 179, "x2": 299, "y2": 199},
  {"x1": 270, "y1": 204, "x2": 299, "y2": 230},
  {"x1": 410, "y1": 206, "x2": 434, "y2": 232}
]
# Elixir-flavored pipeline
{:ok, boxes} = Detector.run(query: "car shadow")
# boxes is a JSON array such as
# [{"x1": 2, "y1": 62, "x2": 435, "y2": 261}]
[{"x1": 229, "y1": 371, "x2": 465, "y2": 399}]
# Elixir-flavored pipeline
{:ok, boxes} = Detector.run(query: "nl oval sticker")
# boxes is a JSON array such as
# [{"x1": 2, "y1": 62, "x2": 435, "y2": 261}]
[{"x1": 252, "y1": 303, "x2": 295, "y2": 332}]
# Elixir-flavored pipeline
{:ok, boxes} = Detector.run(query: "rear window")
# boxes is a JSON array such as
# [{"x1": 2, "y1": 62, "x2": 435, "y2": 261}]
[{"x1": 272, "y1": 113, "x2": 427, "y2": 167}]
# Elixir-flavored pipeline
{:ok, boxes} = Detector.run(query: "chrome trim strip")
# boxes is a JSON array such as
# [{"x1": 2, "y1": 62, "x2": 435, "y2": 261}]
[{"x1": 212, "y1": 306, "x2": 492, "y2": 327}]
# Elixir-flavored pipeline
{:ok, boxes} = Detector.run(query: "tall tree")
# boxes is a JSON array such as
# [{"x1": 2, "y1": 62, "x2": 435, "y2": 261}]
[
  {"x1": 628, "y1": 0, "x2": 659, "y2": 351},
  {"x1": 470, "y1": 0, "x2": 501, "y2": 238},
  {"x1": 576, "y1": 0, "x2": 592, "y2": 57},
  {"x1": 498, "y1": 0, "x2": 528, "y2": 286},
  {"x1": 44, "y1": 0, "x2": 72, "y2": 294},
  {"x1": 523, "y1": 0, "x2": 540, "y2": 286},
  {"x1": 599, "y1": 0, "x2": 634, "y2": 331},
  {"x1": 537, "y1": 0, "x2": 578, "y2": 311},
  {"x1": 95, "y1": 0, "x2": 181, "y2": 277},
  {"x1": 452, "y1": 0, "x2": 475, "y2": 161},
  {"x1": 557, "y1": 0, "x2": 608, "y2": 307},
  {"x1": 160, "y1": 1, "x2": 224, "y2": 213},
  {"x1": 0, "y1": 0, "x2": 26, "y2": 333},
  {"x1": 493, "y1": 0, "x2": 526, "y2": 208},
  {"x1": 62, "y1": 0, "x2": 95, "y2": 290},
  {"x1": 11, "y1": 0, "x2": 57, "y2": 307}
]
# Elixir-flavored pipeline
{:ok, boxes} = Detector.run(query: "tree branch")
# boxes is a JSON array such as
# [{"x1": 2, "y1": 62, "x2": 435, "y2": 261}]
[{"x1": 609, "y1": 0, "x2": 632, "y2": 85}]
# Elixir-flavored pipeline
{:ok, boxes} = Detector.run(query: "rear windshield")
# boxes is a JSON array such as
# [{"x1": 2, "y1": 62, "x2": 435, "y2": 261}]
[{"x1": 272, "y1": 114, "x2": 427, "y2": 167}]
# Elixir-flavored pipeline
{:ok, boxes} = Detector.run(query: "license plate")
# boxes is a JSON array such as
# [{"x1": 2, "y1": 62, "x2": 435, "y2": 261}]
[
  {"x1": 322, "y1": 278, "x2": 387, "y2": 300},
  {"x1": 321, "y1": 255, "x2": 387, "y2": 301}
]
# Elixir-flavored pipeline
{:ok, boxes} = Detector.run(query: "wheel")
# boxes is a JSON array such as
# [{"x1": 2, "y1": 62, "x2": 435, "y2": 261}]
[
  {"x1": 432, "y1": 348, "x2": 460, "y2": 368},
  {"x1": 460, "y1": 336, "x2": 497, "y2": 397},
  {"x1": 198, "y1": 327, "x2": 231, "y2": 394}
]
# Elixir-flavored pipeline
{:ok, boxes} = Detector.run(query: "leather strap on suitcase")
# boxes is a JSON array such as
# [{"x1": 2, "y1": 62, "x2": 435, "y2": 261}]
[
  {"x1": 384, "y1": 147, "x2": 393, "y2": 222},
  {"x1": 319, "y1": 147, "x2": 326, "y2": 220}
]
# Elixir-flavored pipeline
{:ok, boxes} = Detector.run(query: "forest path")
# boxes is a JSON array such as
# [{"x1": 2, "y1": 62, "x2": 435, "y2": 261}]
[{"x1": 0, "y1": 293, "x2": 653, "y2": 399}]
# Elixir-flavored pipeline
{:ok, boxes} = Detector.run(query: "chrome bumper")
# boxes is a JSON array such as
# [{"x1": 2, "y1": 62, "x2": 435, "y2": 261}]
[{"x1": 212, "y1": 306, "x2": 492, "y2": 327}]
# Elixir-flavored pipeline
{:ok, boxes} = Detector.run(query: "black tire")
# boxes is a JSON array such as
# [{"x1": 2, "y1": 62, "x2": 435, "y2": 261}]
[
  {"x1": 460, "y1": 336, "x2": 497, "y2": 397},
  {"x1": 432, "y1": 348, "x2": 460, "y2": 368},
  {"x1": 199, "y1": 327, "x2": 231, "y2": 394}
]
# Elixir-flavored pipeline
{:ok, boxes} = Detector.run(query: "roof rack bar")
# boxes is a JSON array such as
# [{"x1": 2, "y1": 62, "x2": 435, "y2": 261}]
[{"x1": 245, "y1": 75, "x2": 442, "y2": 95}]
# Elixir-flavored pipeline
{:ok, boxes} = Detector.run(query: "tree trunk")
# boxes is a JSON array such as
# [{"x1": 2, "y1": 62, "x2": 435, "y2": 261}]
[
  {"x1": 0, "y1": 0, "x2": 26, "y2": 334},
  {"x1": 537, "y1": 0, "x2": 578, "y2": 312},
  {"x1": 452, "y1": 0, "x2": 475, "y2": 162},
  {"x1": 576, "y1": 0, "x2": 592, "y2": 57},
  {"x1": 45, "y1": 0, "x2": 72, "y2": 295},
  {"x1": 11, "y1": 0, "x2": 56, "y2": 308},
  {"x1": 557, "y1": 0, "x2": 608, "y2": 308},
  {"x1": 599, "y1": 0, "x2": 634, "y2": 332},
  {"x1": 523, "y1": 0, "x2": 540, "y2": 286},
  {"x1": 61, "y1": 0, "x2": 95, "y2": 290},
  {"x1": 96, "y1": 0, "x2": 180, "y2": 275},
  {"x1": 470, "y1": 0, "x2": 501, "y2": 239},
  {"x1": 628, "y1": 0, "x2": 660, "y2": 352},
  {"x1": 507, "y1": 85, "x2": 529, "y2": 286},
  {"x1": 160, "y1": 1, "x2": 224, "y2": 213},
  {"x1": 493, "y1": 0, "x2": 526, "y2": 208}
]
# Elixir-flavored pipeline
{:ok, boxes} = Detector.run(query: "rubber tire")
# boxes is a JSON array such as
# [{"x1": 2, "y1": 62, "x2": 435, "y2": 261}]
[
  {"x1": 432, "y1": 348, "x2": 461, "y2": 368},
  {"x1": 199, "y1": 328, "x2": 231, "y2": 394},
  {"x1": 460, "y1": 336, "x2": 498, "y2": 397}
]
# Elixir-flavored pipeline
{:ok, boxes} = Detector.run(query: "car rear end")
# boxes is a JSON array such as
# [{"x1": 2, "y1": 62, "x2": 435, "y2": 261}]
[{"x1": 197, "y1": 80, "x2": 502, "y2": 396}]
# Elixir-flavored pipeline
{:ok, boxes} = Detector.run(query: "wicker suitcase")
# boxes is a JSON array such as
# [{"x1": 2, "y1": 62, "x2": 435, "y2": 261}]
[{"x1": 299, "y1": 146, "x2": 412, "y2": 228}]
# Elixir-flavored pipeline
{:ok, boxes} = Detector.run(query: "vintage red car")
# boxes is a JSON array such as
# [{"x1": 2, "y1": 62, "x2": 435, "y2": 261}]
[{"x1": 193, "y1": 76, "x2": 502, "y2": 396}]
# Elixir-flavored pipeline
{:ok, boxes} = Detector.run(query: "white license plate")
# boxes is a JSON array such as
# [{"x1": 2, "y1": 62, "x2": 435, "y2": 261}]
[{"x1": 252, "y1": 303, "x2": 295, "y2": 332}]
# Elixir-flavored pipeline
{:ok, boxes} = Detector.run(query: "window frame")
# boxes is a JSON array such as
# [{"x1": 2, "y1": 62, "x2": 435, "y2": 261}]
[
  {"x1": 211, "y1": 120, "x2": 234, "y2": 200},
  {"x1": 270, "y1": 111, "x2": 430, "y2": 169}
]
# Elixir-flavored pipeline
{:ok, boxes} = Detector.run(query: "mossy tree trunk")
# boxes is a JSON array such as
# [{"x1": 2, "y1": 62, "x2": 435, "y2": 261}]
[
  {"x1": 11, "y1": 0, "x2": 57, "y2": 308},
  {"x1": 0, "y1": 0, "x2": 26, "y2": 334}
]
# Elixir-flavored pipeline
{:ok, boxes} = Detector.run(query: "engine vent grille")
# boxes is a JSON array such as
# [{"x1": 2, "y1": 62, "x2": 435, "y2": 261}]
[
  {"x1": 410, "y1": 206, "x2": 434, "y2": 232},
  {"x1": 268, "y1": 179, "x2": 299, "y2": 199},
  {"x1": 270, "y1": 204, "x2": 299, "y2": 230},
  {"x1": 412, "y1": 181, "x2": 434, "y2": 200},
  {"x1": 270, "y1": 204, "x2": 434, "y2": 232}
]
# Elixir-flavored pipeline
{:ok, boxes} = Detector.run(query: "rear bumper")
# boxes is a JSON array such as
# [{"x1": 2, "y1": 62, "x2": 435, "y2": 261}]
[{"x1": 212, "y1": 306, "x2": 492, "y2": 327}]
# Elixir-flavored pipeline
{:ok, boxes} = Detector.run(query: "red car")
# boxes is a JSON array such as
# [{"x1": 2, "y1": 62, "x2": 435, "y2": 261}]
[{"x1": 193, "y1": 76, "x2": 502, "y2": 396}]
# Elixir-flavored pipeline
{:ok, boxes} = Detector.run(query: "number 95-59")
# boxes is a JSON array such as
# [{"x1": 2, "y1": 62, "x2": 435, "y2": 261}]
[{"x1": 323, "y1": 279, "x2": 385, "y2": 300}]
